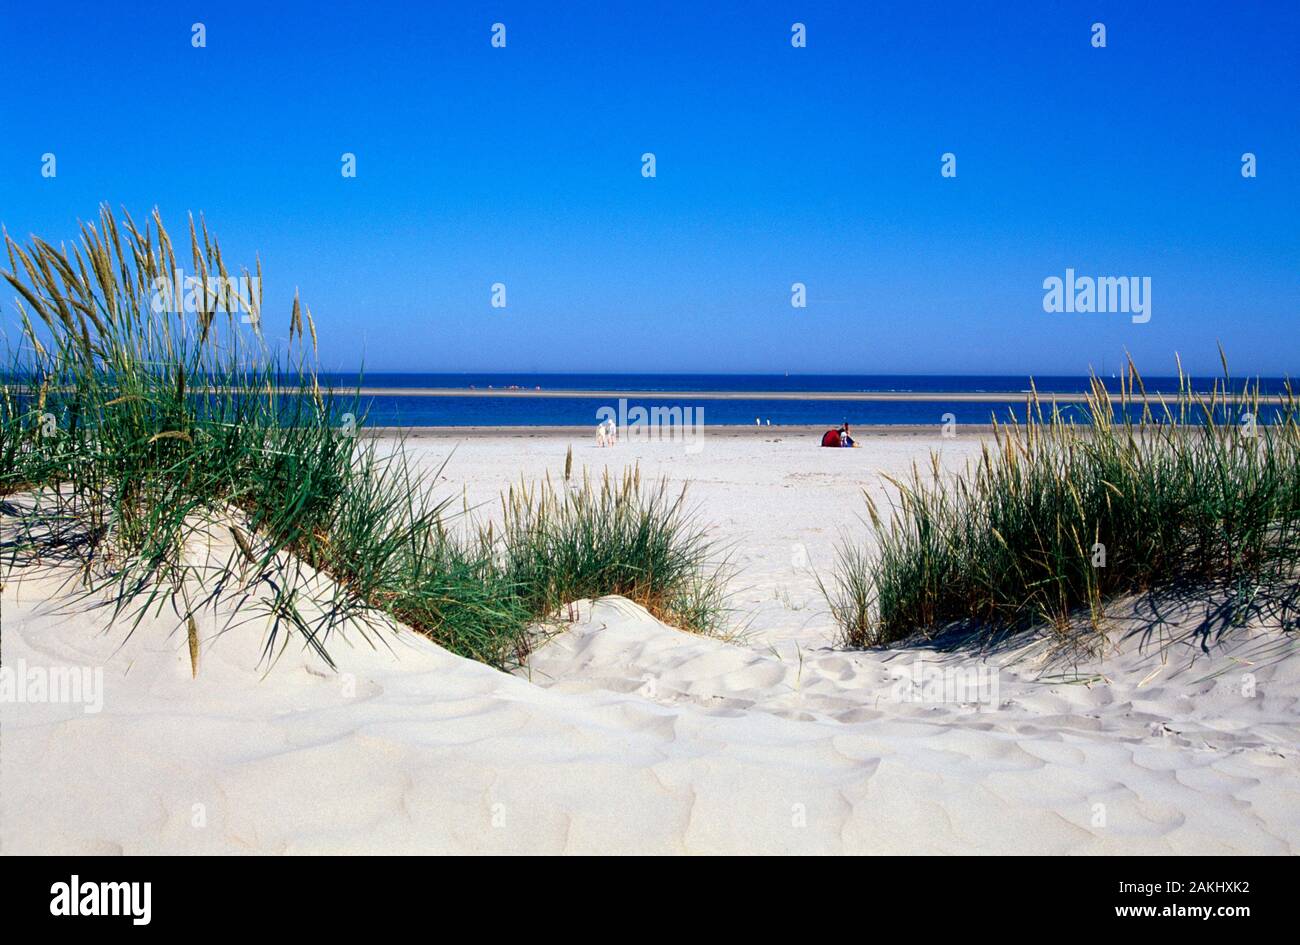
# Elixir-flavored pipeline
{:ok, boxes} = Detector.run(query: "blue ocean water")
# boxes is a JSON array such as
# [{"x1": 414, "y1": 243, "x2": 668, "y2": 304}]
[{"x1": 312, "y1": 374, "x2": 1295, "y2": 428}]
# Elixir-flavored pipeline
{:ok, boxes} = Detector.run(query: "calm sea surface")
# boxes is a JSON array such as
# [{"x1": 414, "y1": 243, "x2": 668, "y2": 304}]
[{"x1": 310, "y1": 373, "x2": 1294, "y2": 427}]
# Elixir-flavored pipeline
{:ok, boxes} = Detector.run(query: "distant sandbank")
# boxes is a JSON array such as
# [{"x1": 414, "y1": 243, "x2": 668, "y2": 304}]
[
  {"x1": 355, "y1": 387, "x2": 1076, "y2": 402},
  {"x1": 345, "y1": 387, "x2": 1289, "y2": 404},
  {"x1": 365, "y1": 424, "x2": 998, "y2": 439}
]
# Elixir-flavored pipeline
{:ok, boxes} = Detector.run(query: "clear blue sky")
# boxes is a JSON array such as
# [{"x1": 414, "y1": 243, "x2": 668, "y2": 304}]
[{"x1": 1, "y1": 0, "x2": 1296, "y2": 376}]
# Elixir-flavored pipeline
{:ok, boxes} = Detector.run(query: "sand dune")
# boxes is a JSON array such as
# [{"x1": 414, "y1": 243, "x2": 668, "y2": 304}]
[
  {"x1": 3, "y1": 572, "x2": 1296, "y2": 854},
  {"x1": 3, "y1": 434, "x2": 1298, "y2": 854}
]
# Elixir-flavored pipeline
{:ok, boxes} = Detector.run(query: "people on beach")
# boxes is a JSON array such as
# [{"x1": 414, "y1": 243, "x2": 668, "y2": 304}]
[{"x1": 820, "y1": 423, "x2": 856, "y2": 447}]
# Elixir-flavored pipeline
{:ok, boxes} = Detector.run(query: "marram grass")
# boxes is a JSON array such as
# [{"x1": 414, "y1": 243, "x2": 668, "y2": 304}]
[
  {"x1": 823, "y1": 360, "x2": 1300, "y2": 649},
  {"x1": 491, "y1": 467, "x2": 729, "y2": 636},
  {"x1": 0, "y1": 206, "x2": 727, "y2": 670}
]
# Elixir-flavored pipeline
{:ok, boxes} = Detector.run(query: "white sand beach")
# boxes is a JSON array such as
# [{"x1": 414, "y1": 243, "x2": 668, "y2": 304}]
[{"x1": 3, "y1": 431, "x2": 1298, "y2": 854}]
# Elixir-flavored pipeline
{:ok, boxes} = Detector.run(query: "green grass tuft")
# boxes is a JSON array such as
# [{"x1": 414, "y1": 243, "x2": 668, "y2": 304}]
[
  {"x1": 491, "y1": 467, "x2": 728, "y2": 636},
  {"x1": 825, "y1": 359, "x2": 1300, "y2": 649}
]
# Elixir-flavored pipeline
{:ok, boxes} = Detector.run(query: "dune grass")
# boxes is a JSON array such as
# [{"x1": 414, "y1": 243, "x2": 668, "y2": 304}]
[
  {"x1": 823, "y1": 361, "x2": 1300, "y2": 649},
  {"x1": 0, "y1": 206, "x2": 725, "y2": 670},
  {"x1": 492, "y1": 468, "x2": 729, "y2": 636}
]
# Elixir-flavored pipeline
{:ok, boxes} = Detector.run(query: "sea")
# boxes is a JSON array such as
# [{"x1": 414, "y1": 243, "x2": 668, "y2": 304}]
[{"x1": 313, "y1": 373, "x2": 1295, "y2": 428}]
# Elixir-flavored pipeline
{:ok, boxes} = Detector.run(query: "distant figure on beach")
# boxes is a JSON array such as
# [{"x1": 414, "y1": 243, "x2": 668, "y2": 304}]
[
  {"x1": 821, "y1": 423, "x2": 856, "y2": 448},
  {"x1": 597, "y1": 417, "x2": 617, "y2": 447}
]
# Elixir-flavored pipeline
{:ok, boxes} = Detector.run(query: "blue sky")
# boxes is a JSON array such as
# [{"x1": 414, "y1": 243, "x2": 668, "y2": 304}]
[{"x1": 1, "y1": 0, "x2": 1296, "y2": 375}]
